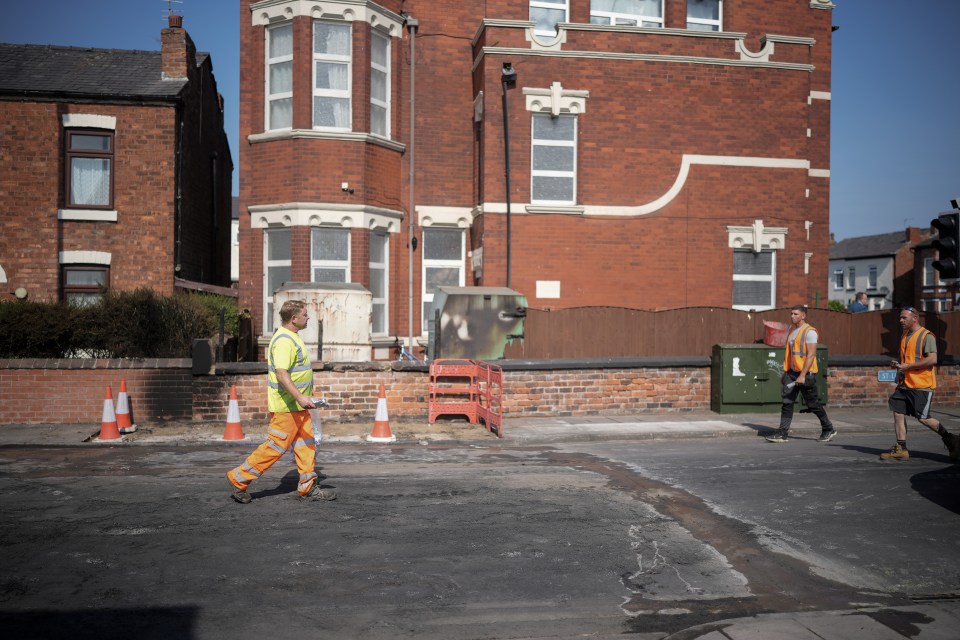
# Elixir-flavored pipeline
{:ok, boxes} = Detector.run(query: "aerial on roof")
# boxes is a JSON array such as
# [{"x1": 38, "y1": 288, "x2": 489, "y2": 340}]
[
  {"x1": 0, "y1": 43, "x2": 208, "y2": 99},
  {"x1": 829, "y1": 230, "x2": 917, "y2": 260}
]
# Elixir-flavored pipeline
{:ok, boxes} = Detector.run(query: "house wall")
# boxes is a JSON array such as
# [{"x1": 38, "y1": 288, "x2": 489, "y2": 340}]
[
  {"x1": 238, "y1": 0, "x2": 834, "y2": 345},
  {"x1": 828, "y1": 257, "x2": 894, "y2": 309},
  {"x1": 0, "y1": 100, "x2": 179, "y2": 301}
]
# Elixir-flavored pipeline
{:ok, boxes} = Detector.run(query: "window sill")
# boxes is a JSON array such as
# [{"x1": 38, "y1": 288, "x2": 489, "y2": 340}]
[
  {"x1": 525, "y1": 204, "x2": 584, "y2": 215},
  {"x1": 248, "y1": 129, "x2": 406, "y2": 152},
  {"x1": 58, "y1": 209, "x2": 118, "y2": 222}
]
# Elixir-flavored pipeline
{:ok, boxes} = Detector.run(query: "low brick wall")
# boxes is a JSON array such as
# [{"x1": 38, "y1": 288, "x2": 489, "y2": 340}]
[{"x1": 2, "y1": 358, "x2": 958, "y2": 426}]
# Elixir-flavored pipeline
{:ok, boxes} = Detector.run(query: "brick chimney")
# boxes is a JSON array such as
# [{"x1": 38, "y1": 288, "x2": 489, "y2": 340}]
[
  {"x1": 905, "y1": 226, "x2": 927, "y2": 243},
  {"x1": 161, "y1": 14, "x2": 195, "y2": 81}
]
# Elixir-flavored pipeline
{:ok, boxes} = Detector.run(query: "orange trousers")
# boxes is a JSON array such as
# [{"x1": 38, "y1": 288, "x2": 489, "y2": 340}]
[{"x1": 227, "y1": 410, "x2": 318, "y2": 496}]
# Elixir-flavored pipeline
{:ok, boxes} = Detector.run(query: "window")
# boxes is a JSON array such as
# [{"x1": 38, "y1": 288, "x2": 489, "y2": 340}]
[
  {"x1": 369, "y1": 232, "x2": 389, "y2": 335},
  {"x1": 266, "y1": 23, "x2": 293, "y2": 130},
  {"x1": 264, "y1": 228, "x2": 291, "y2": 332},
  {"x1": 732, "y1": 250, "x2": 775, "y2": 311},
  {"x1": 313, "y1": 21, "x2": 352, "y2": 130},
  {"x1": 530, "y1": 0, "x2": 569, "y2": 37},
  {"x1": 924, "y1": 257, "x2": 936, "y2": 287},
  {"x1": 422, "y1": 228, "x2": 465, "y2": 332},
  {"x1": 62, "y1": 266, "x2": 109, "y2": 306},
  {"x1": 370, "y1": 31, "x2": 390, "y2": 138},
  {"x1": 847, "y1": 266, "x2": 855, "y2": 290},
  {"x1": 311, "y1": 227, "x2": 350, "y2": 283},
  {"x1": 66, "y1": 130, "x2": 113, "y2": 208},
  {"x1": 833, "y1": 269, "x2": 844, "y2": 290},
  {"x1": 531, "y1": 113, "x2": 576, "y2": 205},
  {"x1": 687, "y1": 0, "x2": 722, "y2": 31},
  {"x1": 591, "y1": 0, "x2": 663, "y2": 28},
  {"x1": 868, "y1": 265, "x2": 878, "y2": 290}
]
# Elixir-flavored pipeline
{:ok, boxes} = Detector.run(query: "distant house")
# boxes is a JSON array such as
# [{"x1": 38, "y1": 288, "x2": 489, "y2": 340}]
[
  {"x1": 0, "y1": 14, "x2": 233, "y2": 304},
  {"x1": 828, "y1": 228, "x2": 929, "y2": 310}
]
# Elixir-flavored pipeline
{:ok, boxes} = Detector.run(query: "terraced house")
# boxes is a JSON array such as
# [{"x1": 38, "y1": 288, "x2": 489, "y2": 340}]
[{"x1": 237, "y1": 0, "x2": 835, "y2": 356}]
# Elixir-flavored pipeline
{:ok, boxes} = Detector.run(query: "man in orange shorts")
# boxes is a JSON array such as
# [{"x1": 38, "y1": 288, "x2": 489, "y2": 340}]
[{"x1": 227, "y1": 299, "x2": 336, "y2": 503}]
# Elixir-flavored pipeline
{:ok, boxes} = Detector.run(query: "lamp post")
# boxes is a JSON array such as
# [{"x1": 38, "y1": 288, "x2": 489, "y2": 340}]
[{"x1": 501, "y1": 62, "x2": 517, "y2": 288}]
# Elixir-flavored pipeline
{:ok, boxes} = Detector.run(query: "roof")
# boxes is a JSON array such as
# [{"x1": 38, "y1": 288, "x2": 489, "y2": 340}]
[
  {"x1": 828, "y1": 230, "x2": 913, "y2": 260},
  {"x1": 0, "y1": 43, "x2": 207, "y2": 100}
]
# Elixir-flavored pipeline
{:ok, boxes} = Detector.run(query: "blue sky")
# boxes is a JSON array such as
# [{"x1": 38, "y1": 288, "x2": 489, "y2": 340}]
[{"x1": 1, "y1": 0, "x2": 957, "y2": 241}]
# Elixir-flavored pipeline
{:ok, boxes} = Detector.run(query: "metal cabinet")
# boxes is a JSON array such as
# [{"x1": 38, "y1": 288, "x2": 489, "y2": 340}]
[{"x1": 711, "y1": 344, "x2": 828, "y2": 414}]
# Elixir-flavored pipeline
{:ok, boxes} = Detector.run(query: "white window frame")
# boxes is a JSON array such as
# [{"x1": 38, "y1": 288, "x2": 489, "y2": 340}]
[
  {"x1": 264, "y1": 228, "x2": 292, "y2": 333},
  {"x1": 370, "y1": 30, "x2": 390, "y2": 138},
  {"x1": 867, "y1": 264, "x2": 878, "y2": 291},
  {"x1": 732, "y1": 249, "x2": 776, "y2": 311},
  {"x1": 312, "y1": 20, "x2": 352, "y2": 131},
  {"x1": 421, "y1": 227, "x2": 465, "y2": 334},
  {"x1": 531, "y1": 113, "x2": 577, "y2": 206},
  {"x1": 833, "y1": 268, "x2": 844, "y2": 290},
  {"x1": 530, "y1": 0, "x2": 569, "y2": 37},
  {"x1": 847, "y1": 266, "x2": 856, "y2": 291},
  {"x1": 924, "y1": 257, "x2": 936, "y2": 287},
  {"x1": 265, "y1": 23, "x2": 293, "y2": 131},
  {"x1": 687, "y1": 0, "x2": 722, "y2": 31},
  {"x1": 590, "y1": 0, "x2": 664, "y2": 28},
  {"x1": 310, "y1": 227, "x2": 351, "y2": 283},
  {"x1": 369, "y1": 231, "x2": 389, "y2": 336}
]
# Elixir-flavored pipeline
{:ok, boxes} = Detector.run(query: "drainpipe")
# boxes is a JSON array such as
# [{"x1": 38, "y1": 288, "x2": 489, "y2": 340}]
[
  {"x1": 406, "y1": 15, "x2": 419, "y2": 354},
  {"x1": 174, "y1": 106, "x2": 184, "y2": 278}
]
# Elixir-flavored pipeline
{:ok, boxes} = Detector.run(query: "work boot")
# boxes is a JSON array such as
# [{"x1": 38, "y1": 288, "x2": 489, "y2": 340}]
[
  {"x1": 818, "y1": 429, "x2": 838, "y2": 443},
  {"x1": 941, "y1": 432, "x2": 960, "y2": 461},
  {"x1": 879, "y1": 444, "x2": 909, "y2": 461},
  {"x1": 231, "y1": 485, "x2": 252, "y2": 504},
  {"x1": 300, "y1": 483, "x2": 337, "y2": 501},
  {"x1": 765, "y1": 430, "x2": 789, "y2": 443}
]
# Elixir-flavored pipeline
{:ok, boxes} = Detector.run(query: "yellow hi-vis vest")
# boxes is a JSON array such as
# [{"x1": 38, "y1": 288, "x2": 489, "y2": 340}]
[
  {"x1": 784, "y1": 323, "x2": 819, "y2": 374},
  {"x1": 900, "y1": 327, "x2": 936, "y2": 389},
  {"x1": 267, "y1": 327, "x2": 313, "y2": 413}
]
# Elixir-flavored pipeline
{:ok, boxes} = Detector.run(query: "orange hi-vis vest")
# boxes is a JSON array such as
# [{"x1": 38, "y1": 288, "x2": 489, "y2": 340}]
[
  {"x1": 900, "y1": 327, "x2": 936, "y2": 389},
  {"x1": 784, "y1": 323, "x2": 819, "y2": 374}
]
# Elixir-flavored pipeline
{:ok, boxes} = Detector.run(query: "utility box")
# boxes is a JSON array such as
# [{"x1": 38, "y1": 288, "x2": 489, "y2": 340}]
[
  {"x1": 273, "y1": 283, "x2": 372, "y2": 362},
  {"x1": 711, "y1": 343, "x2": 828, "y2": 414},
  {"x1": 427, "y1": 287, "x2": 527, "y2": 360}
]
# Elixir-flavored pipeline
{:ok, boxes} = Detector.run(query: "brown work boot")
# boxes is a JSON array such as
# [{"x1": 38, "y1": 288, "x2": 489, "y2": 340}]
[
  {"x1": 300, "y1": 483, "x2": 337, "y2": 501},
  {"x1": 879, "y1": 443, "x2": 909, "y2": 461}
]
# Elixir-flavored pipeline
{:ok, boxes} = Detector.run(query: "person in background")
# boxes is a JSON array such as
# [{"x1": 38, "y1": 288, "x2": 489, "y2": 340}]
[
  {"x1": 227, "y1": 299, "x2": 337, "y2": 503},
  {"x1": 766, "y1": 305, "x2": 837, "y2": 443},
  {"x1": 881, "y1": 306, "x2": 960, "y2": 461},
  {"x1": 848, "y1": 292, "x2": 869, "y2": 313}
]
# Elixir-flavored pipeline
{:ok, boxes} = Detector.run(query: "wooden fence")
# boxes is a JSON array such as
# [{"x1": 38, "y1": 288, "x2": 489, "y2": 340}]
[{"x1": 502, "y1": 307, "x2": 960, "y2": 359}]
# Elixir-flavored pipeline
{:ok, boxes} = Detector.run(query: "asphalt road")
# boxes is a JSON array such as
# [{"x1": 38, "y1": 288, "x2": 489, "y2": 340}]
[{"x1": 0, "y1": 430, "x2": 957, "y2": 640}]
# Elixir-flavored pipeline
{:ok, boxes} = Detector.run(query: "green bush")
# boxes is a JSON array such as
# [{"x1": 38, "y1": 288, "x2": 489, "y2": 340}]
[
  {"x1": 826, "y1": 300, "x2": 846, "y2": 312},
  {"x1": 0, "y1": 289, "x2": 240, "y2": 359}
]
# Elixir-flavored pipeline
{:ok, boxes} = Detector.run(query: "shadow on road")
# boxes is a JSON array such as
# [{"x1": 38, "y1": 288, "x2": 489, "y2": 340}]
[
  {"x1": 0, "y1": 606, "x2": 198, "y2": 640},
  {"x1": 910, "y1": 466, "x2": 960, "y2": 516}
]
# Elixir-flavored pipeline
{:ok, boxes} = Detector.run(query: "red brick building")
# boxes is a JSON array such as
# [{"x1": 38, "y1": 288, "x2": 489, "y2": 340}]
[
  {"x1": 237, "y1": 0, "x2": 835, "y2": 354},
  {"x1": 0, "y1": 15, "x2": 233, "y2": 305}
]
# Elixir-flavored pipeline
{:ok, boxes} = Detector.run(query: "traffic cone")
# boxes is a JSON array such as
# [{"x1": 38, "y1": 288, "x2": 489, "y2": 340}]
[
  {"x1": 367, "y1": 383, "x2": 396, "y2": 443},
  {"x1": 222, "y1": 385, "x2": 245, "y2": 440},
  {"x1": 98, "y1": 385, "x2": 121, "y2": 441},
  {"x1": 116, "y1": 379, "x2": 137, "y2": 434}
]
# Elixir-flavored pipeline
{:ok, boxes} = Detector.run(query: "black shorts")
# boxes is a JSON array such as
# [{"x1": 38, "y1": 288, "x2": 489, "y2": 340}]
[{"x1": 888, "y1": 386, "x2": 934, "y2": 420}]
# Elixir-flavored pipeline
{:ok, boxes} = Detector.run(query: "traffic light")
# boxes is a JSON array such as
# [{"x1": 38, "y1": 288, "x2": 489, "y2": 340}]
[{"x1": 932, "y1": 211, "x2": 960, "y2": 279}]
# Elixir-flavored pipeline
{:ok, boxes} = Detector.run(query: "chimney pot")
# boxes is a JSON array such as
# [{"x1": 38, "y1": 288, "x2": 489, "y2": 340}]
[{"x1": 168, "y1": 14, "x2": 183, "y2": 29}]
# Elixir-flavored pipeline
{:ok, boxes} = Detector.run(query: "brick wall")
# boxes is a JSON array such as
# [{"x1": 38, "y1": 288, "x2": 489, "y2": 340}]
[{"x1": 3, "y1": 358, "x2": 959, "y2": 426}]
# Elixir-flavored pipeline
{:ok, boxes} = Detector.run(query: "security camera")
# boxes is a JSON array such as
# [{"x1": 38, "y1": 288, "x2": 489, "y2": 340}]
[
  {"x1": 951, "y1": 197, "x2": 960, "y2": 210},
  {"x1": 501, "y1": 62, "x2": 517, "y2": 85}
]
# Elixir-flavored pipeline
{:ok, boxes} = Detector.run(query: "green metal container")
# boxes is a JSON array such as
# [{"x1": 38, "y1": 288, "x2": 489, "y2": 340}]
[{"x1": 711, "y1": 343, "x2": 828, "y2": 414}]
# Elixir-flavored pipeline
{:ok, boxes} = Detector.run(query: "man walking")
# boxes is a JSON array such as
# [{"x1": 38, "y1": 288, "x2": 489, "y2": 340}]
[
  {"x1": 881, "y1": 306, "x2": 960, "y2": 461},
  {"x1": 227, "y1": 299, "x2": 337, "y2": 503},
  {"x1": 848, "y1": 292, "x2": 869, "y2": 313},
  {"x1": 766, "y1": 305, "x2": 837, "y2": 443}
]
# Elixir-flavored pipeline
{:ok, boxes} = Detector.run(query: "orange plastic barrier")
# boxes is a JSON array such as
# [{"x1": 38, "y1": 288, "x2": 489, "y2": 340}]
[
  {"x1": 428, "y1": 359, "x2": 478, "y2": 424},
  {"x1": 476, "y1": 360, "x2": 503, "y2": 438}
]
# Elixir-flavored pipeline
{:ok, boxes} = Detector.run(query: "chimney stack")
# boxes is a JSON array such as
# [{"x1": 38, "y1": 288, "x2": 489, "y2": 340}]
[{"x1": 161, "y1": 14, "x2": 194, "y2": 81}]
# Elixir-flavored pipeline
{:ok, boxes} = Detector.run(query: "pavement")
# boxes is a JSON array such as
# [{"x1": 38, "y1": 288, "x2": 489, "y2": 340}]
[{"x1": 3, "y1": 405, "x2": 959, "y2": 640}]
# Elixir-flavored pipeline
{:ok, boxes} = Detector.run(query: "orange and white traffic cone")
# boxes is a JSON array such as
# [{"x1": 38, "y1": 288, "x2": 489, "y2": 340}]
[
  {"x1": 222, "y1": 385, "x2": 245, "y2": 441},
  {"x1": 116, "y1": 379, "x2": 137, "y2": 434},
  {"x1": 366, "y1": 383, "x2": 396, "y2": 443},
  {"x1": 98, "y1": 385, "x2": 121, "y2": 441}
]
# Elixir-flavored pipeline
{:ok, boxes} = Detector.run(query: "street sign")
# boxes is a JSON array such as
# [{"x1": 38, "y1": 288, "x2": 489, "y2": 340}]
[{"x1": 878, "y1": 370, "x2": 898, "y2": 382}]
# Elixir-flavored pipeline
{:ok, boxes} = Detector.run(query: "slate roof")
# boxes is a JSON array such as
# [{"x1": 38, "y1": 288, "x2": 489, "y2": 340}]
[
  {"x1": 0, "y1": 43, "x2": 208, "y2": 100},
  {"x1": 829, "y1": 230, "x2": 914, "y2": 260}
]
